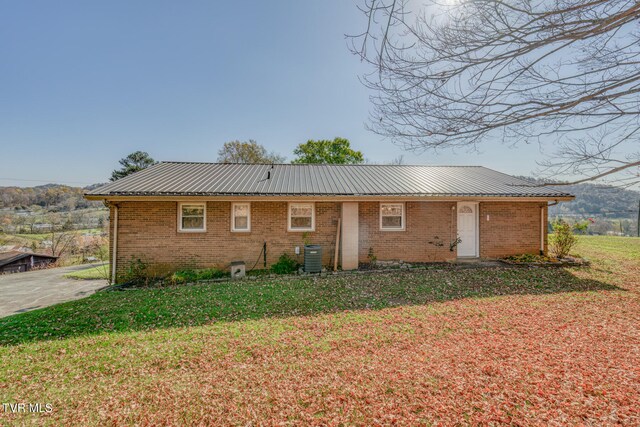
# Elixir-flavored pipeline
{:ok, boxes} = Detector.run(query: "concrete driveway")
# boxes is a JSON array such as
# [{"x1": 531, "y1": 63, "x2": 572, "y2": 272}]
[{"x1": 0, "y1": 264, "x2": 109, "y2": 318}]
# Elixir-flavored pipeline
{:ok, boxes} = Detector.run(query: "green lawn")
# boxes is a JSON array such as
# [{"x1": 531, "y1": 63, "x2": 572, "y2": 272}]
[
  {"x1": 0, "y1": 260, "x2": 617, "y2": 347},
  {"x1": 574, "y1": 234, "x2": 640, "y2": 261},
  {"x1": 63, "y1": 263, "x2": 109, "y2": 280},
  {"x1": 0, "y1": 236, "x2": 638, "y2": 425},
  {"x1": 12, "y1": 233, "x2": 51, "y2": 241}
]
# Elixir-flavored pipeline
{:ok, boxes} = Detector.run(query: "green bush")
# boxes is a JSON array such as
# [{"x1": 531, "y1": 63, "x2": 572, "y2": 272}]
[
  {"x1": 367, "y1": 247, "x2": 377, "y2": 266},
  {"x1": 122, "y1": 257, "x2": 150, "y2": 285},
  {"x1": 201, "y1": 268, "x2": 228, "y2": 280},
  {"x1": 573, "y1": 220, "x2": 590, "y2": 234},
  {"x1": 171, "y1": 268, "x2": 227, "y2": 284},
  {"x1": 549, "y1": 219, "x2": 578, "y2": 258},
  {"x1": 270, "y1": 253, "x2": 299, "y2": 275}
]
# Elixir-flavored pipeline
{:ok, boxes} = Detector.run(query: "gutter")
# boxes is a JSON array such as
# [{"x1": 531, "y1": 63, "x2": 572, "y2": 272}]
[
  {"x1": 85, "y1": 194, "x2": 576, "y2": 203},
  {"x1": 541, "y1": 200, "x2": 560, "y2": 255},
  {"x1": 540, "y1": 206, "x2": 545, "y2": 255},
  {"x1": 111, "y1": 204, "x2": 119, "y2": 284}
]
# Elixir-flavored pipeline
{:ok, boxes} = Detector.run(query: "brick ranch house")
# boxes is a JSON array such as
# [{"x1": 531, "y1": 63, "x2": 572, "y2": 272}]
[{"x1": 85, "y1": 162, "x2": 574, "y2": 283}]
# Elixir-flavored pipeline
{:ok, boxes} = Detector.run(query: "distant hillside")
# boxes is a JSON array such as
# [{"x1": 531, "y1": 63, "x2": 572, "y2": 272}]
[
  {"x1": 517, "y1": 177, "x2": 639, "y2": 219},
  {"x1": 1, "y1": 180, "x2": 637, "y2": 219},
  {"x1": 0, "y1": 184, "x2": 106, "y2": 211}
]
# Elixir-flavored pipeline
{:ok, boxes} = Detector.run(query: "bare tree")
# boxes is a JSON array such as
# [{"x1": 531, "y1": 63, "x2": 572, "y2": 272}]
[
  {"x1": 350, "y1": 0, "x2": 640, "y2": 186},
  {"x1": 23, "y1": 215, "x2": 38, "y2": 234},
  {"x1": 388, "y1": 155, "x2": 406, "y2": 165},
  {"x1": 46, "y1": 213, "x2": 77, "y2": 258},
  {"x1": 49, "y1": 228, "x2": 76, "y2": 258},
  {"x1": 366, "y1": 154, "x2": 407, "y2": 165},
  {"x1": 12, "y1": 215, "x2": 27, "y2": 233},
  {"x1": 218, "y1": 140, "x2": 286, "y2": 164}
]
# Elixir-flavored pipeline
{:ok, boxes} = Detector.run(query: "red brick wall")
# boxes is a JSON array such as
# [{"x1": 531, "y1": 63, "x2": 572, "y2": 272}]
[
  {"x1": 110, "y1": 201, "x2": 340, "y2": 281},
  {"x1": 479, "y1": 202, "x2": 547, "y2": 258},
  {"x1": 107, "y1": 200, "x2": 548, "y2": 281},
  {"x1": 358, "y1": 201, "x2": 457, "y2": 263}
]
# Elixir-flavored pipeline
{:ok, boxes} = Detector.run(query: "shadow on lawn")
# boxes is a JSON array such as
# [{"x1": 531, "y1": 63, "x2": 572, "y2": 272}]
[{"x1": 0, "y1": 267, "x2": 622, "y2": 346}]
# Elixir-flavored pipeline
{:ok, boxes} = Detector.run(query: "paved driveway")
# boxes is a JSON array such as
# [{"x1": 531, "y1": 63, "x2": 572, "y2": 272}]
[{"x1": 0, "y1": 264, "x2": 108, "y2": 318}]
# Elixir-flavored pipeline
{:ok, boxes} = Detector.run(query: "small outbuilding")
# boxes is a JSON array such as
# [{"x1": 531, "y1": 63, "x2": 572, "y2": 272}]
[{"x1": 0, "y1": 251, "x2": 58, "y2": 274}]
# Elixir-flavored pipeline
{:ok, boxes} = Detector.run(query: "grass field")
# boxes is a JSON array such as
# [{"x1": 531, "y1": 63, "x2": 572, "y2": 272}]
[
  {"x1": 63, "y1": 263, "x2": 109, "y2": 280},
  {"x1": 0, "y1": 236, "x2": 638, "y2": 425}
]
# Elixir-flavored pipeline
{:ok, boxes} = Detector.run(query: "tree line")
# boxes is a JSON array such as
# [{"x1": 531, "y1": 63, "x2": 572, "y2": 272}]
[
  {"x1": 520, "y1": 177, "x2": 640, "y2": 219},
  {"x1": 110, "y1": 137, "x2": 372, "y2": 181},
  {"x1": 0, "y1": 137, "x2": 381, "y2": 210},
  {"x1": 0, "y1": 184, "x2": 105, "y2": 211}
]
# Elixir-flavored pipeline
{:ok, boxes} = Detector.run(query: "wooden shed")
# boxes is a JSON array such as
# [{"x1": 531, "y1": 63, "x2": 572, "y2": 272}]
[{"x1": 0, "y1": 251, "x2": 58, "y2": 274}]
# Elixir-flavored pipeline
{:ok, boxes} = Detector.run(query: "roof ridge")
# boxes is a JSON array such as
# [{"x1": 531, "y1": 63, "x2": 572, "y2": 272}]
[{"x1": 158, "y1": 161, "x2": 486, "y2": 167}]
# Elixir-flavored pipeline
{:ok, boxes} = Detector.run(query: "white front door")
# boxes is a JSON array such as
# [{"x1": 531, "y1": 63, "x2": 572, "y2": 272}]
[{"x1": 457, "y1": 202, "x2": 478, "y2": 257}]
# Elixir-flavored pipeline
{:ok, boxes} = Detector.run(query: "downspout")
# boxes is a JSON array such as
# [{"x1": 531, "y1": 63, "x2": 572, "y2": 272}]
[
  {"x1": 111, "y1": 204, "x2": 119, "y2": 284},
  {"x1": 542, "y1": 200, "x2": 559, "y2": 255}
]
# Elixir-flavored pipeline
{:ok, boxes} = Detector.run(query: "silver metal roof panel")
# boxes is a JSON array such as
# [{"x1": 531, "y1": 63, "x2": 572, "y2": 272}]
[{"x1": 87, "y1": 162, "x2": 573, "y2": 198}]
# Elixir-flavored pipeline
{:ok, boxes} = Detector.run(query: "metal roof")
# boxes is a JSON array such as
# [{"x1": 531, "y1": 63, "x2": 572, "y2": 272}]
[{"x1": 86, "y1": 162, "x2": 574, "y2": 198}]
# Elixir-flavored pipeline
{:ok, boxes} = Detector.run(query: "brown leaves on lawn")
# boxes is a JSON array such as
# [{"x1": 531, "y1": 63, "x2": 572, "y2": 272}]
[
  {"x1": 1, "y1": 237, "x2": 639, "y2": 425},
  {"x1": 5, "y1": 288, "x2": 639, "y2": 425}
]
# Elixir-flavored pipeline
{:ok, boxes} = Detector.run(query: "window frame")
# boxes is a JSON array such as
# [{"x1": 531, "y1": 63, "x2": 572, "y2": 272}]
[
  {"x1": 287, "y1": 202, "x2": 316, "y2": 232},
  {"x1": 178, "y1": 202, "x2": 207, "y2": 233},
  {"x1": 379, "y1": 202, "x2": 406, "y2": 231},
  {"x1": 231, "y1": 202, "x2": 251, "y2": 233}
]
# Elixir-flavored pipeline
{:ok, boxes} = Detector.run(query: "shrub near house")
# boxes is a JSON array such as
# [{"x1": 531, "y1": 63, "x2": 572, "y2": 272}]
[{"x1": 549, "y1": 219, "x2": 578, "y2": 258}]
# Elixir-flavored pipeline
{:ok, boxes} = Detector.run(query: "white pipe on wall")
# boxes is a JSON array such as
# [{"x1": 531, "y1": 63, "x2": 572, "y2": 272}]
[{"x1": 111, "y1": 204, "x2": 119, "y2": 284}]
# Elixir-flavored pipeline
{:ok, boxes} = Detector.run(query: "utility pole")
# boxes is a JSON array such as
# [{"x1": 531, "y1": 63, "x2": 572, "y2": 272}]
[{"x1": 637, "y1": 199, "x2": 640, "y2": 238}]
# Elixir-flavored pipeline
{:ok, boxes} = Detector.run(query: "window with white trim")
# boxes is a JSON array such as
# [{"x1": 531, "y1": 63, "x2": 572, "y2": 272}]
[
  {"x1": 231, "y1": 203, "x2": 251, "y2": 232},
  {"x1": 288, "y1": 202, "x2": 315, "y2": 231},
  {"x1": 178, "y1": 203, "x2": 206, "y2": 232},
  {"x1": 380, "y1": 203, "x2": 405, "y2": 230}
]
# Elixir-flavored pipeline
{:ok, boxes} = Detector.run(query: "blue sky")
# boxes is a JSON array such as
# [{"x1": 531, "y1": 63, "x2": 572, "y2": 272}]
[{"x1": 0, "y1": 0, "x2": 546, "y2": 187}]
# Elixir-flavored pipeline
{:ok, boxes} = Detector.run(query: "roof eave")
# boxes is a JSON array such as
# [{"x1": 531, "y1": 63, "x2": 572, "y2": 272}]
[{"x1": 85, "y1": 193, "x2": 575, "y2": 202}]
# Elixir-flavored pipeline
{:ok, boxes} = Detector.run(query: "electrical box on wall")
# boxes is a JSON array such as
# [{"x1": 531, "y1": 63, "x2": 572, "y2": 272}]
[{"x1": 230, "y1": 261, "x2": 246, "y2": 279}]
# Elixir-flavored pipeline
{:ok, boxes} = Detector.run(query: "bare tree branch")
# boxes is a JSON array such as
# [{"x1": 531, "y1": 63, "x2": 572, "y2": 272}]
[
  {"x1": 349, "y1": 0, "x2": 640, "y2": 185},
  {"x1": 517, "y1": 160, "x2": 640, "y2": 186}
]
